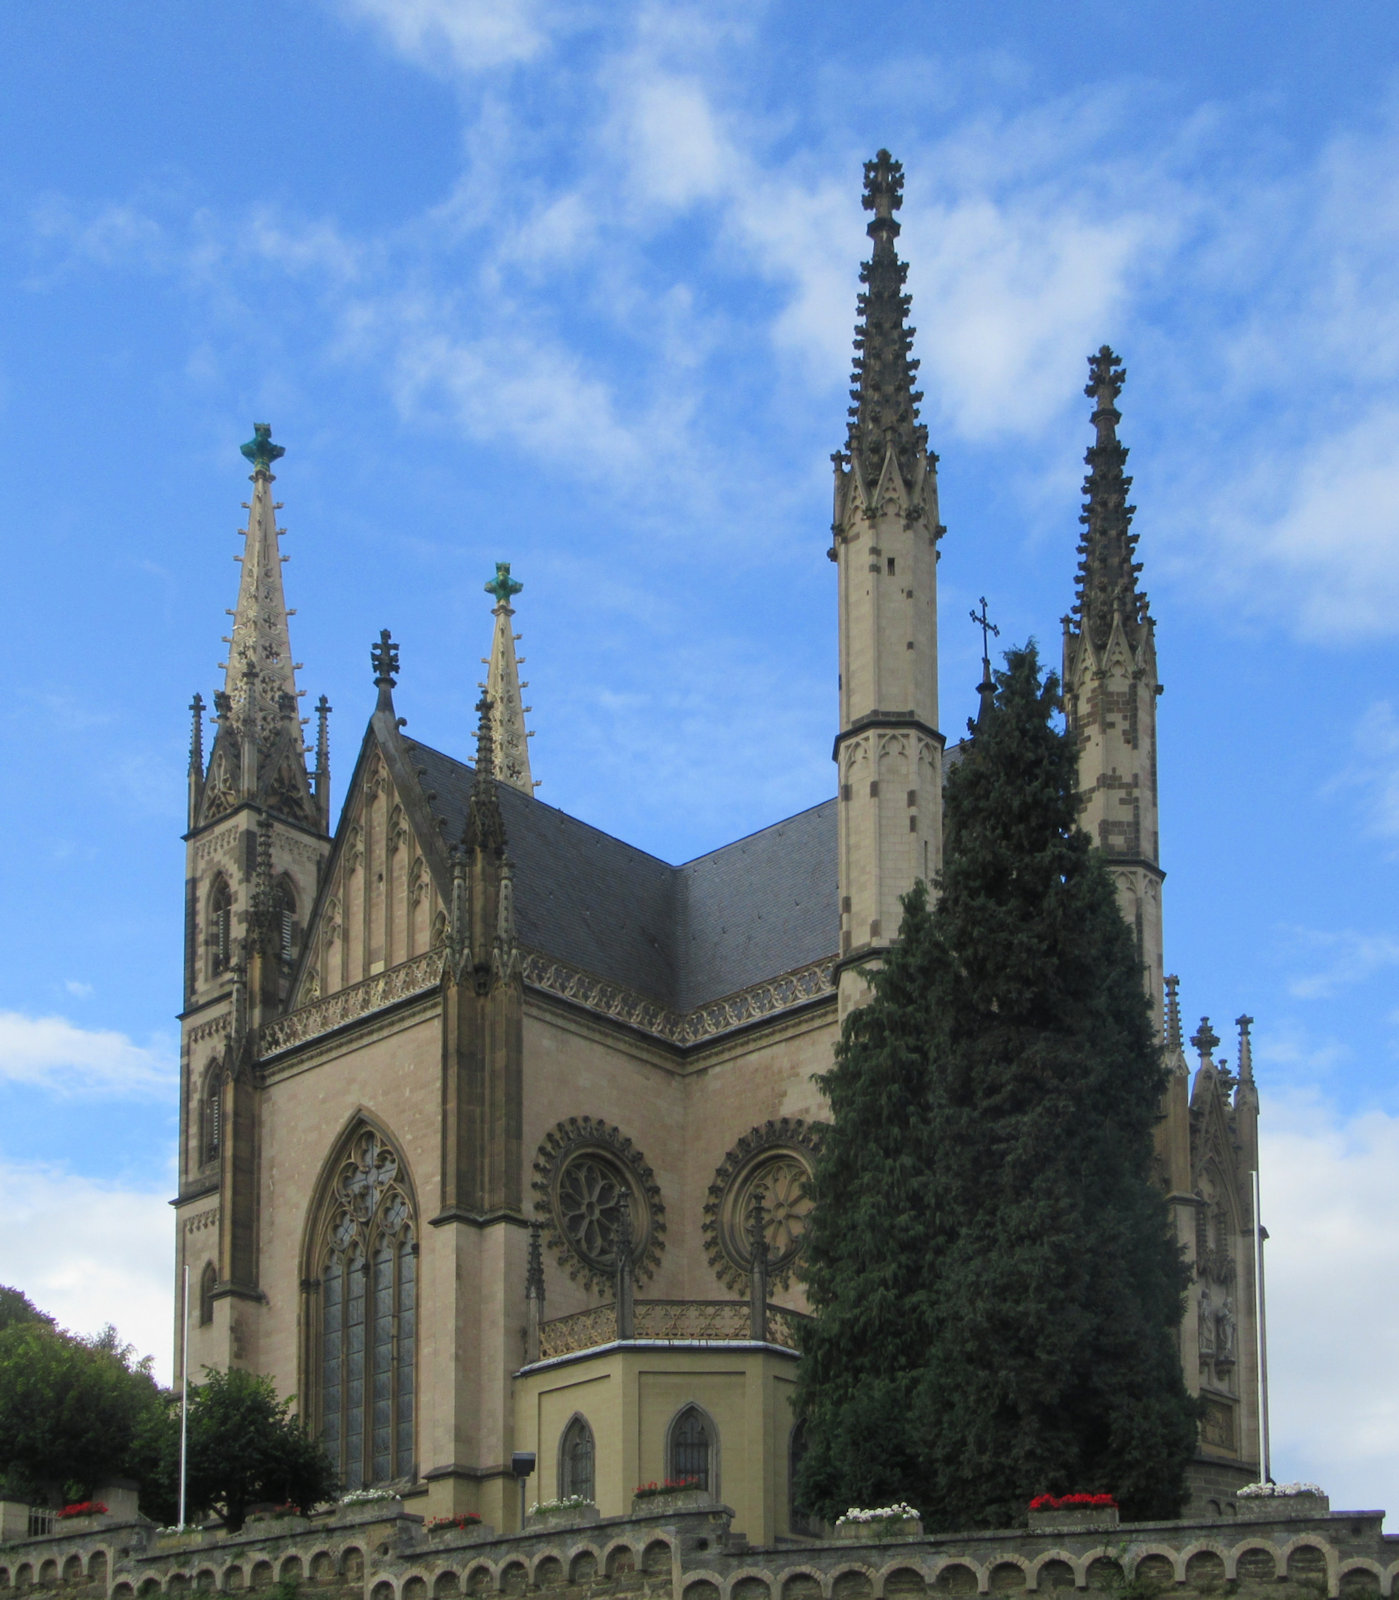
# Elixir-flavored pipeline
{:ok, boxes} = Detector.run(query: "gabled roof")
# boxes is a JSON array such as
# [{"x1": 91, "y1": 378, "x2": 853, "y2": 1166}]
[{"x1": 410, "y1": 743, "x2": 838, "y2": 1011}]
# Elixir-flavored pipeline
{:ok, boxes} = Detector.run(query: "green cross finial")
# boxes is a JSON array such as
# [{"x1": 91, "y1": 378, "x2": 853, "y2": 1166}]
[
  {"x1": 240, "y1": 423, "x2": 286, "y2": 472},
  {"x1": 485, "y1": 562, "x2": 523, "y2": 606}
]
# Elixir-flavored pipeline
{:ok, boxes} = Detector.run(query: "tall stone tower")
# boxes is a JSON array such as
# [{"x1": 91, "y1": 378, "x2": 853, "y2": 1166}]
[
  {"x1": 832, "y1": 150, "x2": 944, "y2": 1015},
  {"x1": 1061, "y1": 349, "x2": 1165, "y2": 1030},
  {"x1": 176, "y1": 425, "x2": 331, "y2": 1371}
]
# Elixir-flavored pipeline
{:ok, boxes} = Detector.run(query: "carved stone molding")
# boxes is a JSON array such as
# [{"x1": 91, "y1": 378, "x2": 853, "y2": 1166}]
[
  {"x1": 184, "y1": 1208, "x2": 219, "y2": 1235},
  {"x1": 254, "y1": 945, "x2": 835, "y2": 1061},
  {"x1": 259, "y1": 948, "x2": 445, "y2": 1057},
  {"x1": 532, "y1": 1118, "x2": 665, "y2": 1294},
  {"x1": 186, "y1": 1015, "x2": 230, "y2": 1047},
  {"x1": 193, "y1": 826, "x2": 240, "y2": 863},
  {"x1": 520, "y1": 952, "x2": 835, "y2": 1047},
  {"x1": 703, "y1": 1118, "x2": 825, "y2": 1293}
]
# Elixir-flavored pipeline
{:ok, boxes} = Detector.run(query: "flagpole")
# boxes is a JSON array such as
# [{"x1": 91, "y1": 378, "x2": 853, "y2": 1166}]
[
  {"x1": 179, "y1": 1263, "x2": 191, "y2": 1529},
  {"x1": 1253, "y1": 1170, "x2": 1272, "y2": 1483}
]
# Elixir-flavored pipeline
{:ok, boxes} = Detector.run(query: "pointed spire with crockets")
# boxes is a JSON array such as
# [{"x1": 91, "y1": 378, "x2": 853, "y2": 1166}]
[
  {"x1": 224, "y1": 425, "x2": 303, "y2": 756},
  {"x1": 845, "y1": 149, "x2": 928, "y2": 488},
  {"x1": 481, "y1": 562, "x2": 537, "y2": 795},
  {"x1": 466, "y1": 692, "x2": 506, "y2": 854},
  {"x1": 1074, "y1": 347, "x2": 1148, "y2": 652}
]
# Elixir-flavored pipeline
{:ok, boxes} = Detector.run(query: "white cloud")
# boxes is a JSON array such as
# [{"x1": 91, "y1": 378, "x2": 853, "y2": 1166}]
[
  {"x1": 0, "y1": 1011, "x2": 176, "y2": 1095},
  {"x1": 1262, "y1": 1095, "x2": 1399, "y2": 1516},
  {"x1": 0, "y1": 1156, "x2": 174, "y2": 1384},
  {"x1": 337, "y1": 0, "x2": 557, "y2": 74},
  {"x1": 1281, "y1": 928, "x2": 1399, "y2": 1001},
  {"x1": 1334, "y1": 700, "x2": 1399, "y2": 846}
]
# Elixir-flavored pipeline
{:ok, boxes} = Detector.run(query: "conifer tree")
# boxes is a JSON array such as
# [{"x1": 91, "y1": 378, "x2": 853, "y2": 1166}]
[{"x1": 794, "y1": 644, "x2": 1197, "y2": 1528}]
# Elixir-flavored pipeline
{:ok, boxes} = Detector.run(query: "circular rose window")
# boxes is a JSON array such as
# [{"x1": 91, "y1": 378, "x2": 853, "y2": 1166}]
[
  {"x1": 533, "y1": 1117, "x2": 665, "y2": 1291},
  {"x1": 704, "y1": 1118, "x2": 824, "y2": 1293}
]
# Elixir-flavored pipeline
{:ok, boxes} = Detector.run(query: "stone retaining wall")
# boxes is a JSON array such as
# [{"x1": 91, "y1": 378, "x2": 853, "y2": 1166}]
[{"x1": 2, "y1": 1502, "x2": 1395, "y2": 1600}]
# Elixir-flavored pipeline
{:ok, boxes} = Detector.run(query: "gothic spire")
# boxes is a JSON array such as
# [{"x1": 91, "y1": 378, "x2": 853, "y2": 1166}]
[
  {"x1": 480, "y1": 563, "x2": 537, "y2": 795},
  {"x1": 844, "y1": 149, "x2": 928, "y2": 487},
  {"x1": 222, "y1": 425, "x2": 304, "y2": 761},
  {"x1": 466, "y1": 692, "x2": 506, "y2": 853},
  {"x1": 1073, "y1": 347, "x2": 1148, "y2": 652}
]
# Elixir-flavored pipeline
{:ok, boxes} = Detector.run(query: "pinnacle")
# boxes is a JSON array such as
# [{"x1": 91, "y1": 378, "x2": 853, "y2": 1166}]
[
  {"x1": 843, "y1": 149, "x2": 929, "y2": 487},
  {"x1": 482, "y1": 564, "x2": 537, "y2": 795},
  {"x1": 1071, "y1": 346, "x2": 1149, "y2": 653}
]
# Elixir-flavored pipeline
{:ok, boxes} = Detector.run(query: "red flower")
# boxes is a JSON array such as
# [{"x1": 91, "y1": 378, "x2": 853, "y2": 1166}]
[
  {"x1": 1029, "y1": 1493, "x2": 1116, "y2": 1512},
  {"x1": 57, "y1": 1502, "x2": 108, "y2": 1519}
]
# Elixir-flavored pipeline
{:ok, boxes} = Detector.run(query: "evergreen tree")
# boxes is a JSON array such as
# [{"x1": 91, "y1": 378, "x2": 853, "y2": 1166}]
[{"x1": 795, "y1": 644, "x2": 1197, "y2": 1528}]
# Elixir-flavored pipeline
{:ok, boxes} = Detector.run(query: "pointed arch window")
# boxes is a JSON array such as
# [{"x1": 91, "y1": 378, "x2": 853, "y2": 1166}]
[
  {"x1": 199, "y1": 1262, "x2": 217, "y2": 1327},
  {"x1": 209, "y1": 878, "x2": 233, "y2": 976},
  {"x1": 314, "y1": 1127, "x2": 417, "y2": 1488},
  {"x1": 273, "y1": 877, "x2": 297, "y2": 966},
  {"x1": 559, "y1": 1415, "x2": 595, "y2": 1503},
  {"x1": 667, "y1": 1405, "x2": 715, "y2": 1493},
  {"x1": 200, "y1": 1070, "x2": 222, "y2": 1165}
]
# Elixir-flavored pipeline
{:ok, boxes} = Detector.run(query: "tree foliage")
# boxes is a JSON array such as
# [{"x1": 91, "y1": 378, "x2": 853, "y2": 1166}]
[
  {"x1": 794, "y1": 644, "x2": 1198, "y2": 1529},
  {"x1": 0, "y1": 1284, "x2": 54, "y2": 1333},
  {"x1": 174, "y1": 1367, "x2": 339, "y2": 1531},
  {"x1": 0, "y1": 1317, "x2": 166, "y2": 1503}
]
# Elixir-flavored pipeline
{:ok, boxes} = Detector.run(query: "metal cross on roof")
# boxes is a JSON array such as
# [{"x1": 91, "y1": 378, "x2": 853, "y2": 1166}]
[
  {"x1": 970, "y1": 595, "x2": 1000, "y2": 665},
  {"x1": 485, "y1": 562, "x2": 524, "y2": 606}
]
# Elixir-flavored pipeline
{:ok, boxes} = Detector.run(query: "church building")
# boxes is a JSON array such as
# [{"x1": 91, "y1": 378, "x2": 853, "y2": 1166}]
[{"x1": 173, "y1": 152, "x2": 1262, "y2": 1539}]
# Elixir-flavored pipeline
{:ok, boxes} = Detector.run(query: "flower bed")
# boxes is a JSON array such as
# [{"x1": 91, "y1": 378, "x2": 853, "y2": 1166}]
[
  {"x1": 1027, "y1": 1494, "x2": 1118, "y2": 1530},
  {"x1": 428, "y1": 1513, "x2": 483, "y2": 1532},
  {"x1": 631, "y1": 1479, "x2": 711, "y2": 1513},
  {"x1": 57, "y1": 1502, "x2": 108, "y2": 1520},
  {"x1": 1236, "y1": 1483, "x2": 1329, "y2": 1518},
  {"x1": 836, "y1": 1504, "x2": 923, "y2": 1540},
  {"x1": 526, "y1": 1496, "x2": 599, "y2": 1527}
]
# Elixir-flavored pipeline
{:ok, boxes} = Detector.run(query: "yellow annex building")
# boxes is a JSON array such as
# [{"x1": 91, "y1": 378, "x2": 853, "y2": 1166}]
[{"x1": 173, "y1": 152, "x2": 1263, "y2": 1541}]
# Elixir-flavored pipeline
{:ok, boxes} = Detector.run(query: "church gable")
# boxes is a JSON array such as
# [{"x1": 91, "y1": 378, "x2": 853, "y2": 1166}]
[{"x1": 294, "y1": 738, "x2": 445, "y2": 1005}]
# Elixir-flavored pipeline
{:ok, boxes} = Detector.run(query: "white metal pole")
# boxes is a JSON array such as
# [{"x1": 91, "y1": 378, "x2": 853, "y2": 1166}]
[
  {"x1": 179, "y1": 1264, "x2": 191, "y2": 1529},
  {"x1": 1253, "y1": 1170, "x2": 1272, "y2": 1483}
]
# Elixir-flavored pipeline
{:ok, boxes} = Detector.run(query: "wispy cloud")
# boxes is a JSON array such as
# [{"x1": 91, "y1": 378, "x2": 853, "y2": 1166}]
[
  {"x1": 0, "y1": 1155, "x2": 174, "y2": 1384},
  {"x1": 1331, "y1": 700, "x2": 1399, "y2": 849},
  {"x1": 336, "y1": 0, "x2": 564, "y2": 75},
  {"x1": 0, "y1": 1012, "x2": 175, "y2": 1096},
  {"x1": 1262, "y1": 1094, "x2": 1399, "y2": 1512},
  {"x1": 1282, "y1": 926, "x2": 1399, "y2": 1002}
]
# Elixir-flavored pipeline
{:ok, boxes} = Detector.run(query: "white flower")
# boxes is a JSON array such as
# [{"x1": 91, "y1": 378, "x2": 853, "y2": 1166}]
[
  {"x1": 837, "y1": 1503, "x2": 920, "y2": 1524},
  {"x1": 1237, "y1": 1482, "x2": 1324, "y2": 1499},
  {"x1": 341, "y1": 1488, "x2": 400, "y2": 1505},
  {"x1": 528, "y1": 1495, "x2": 593, "y2": 1514}
]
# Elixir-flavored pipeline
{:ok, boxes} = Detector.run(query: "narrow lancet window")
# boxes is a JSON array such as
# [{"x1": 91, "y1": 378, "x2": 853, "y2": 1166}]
[
  {"x1": 209, "y1": 878, "x2": 233, "y2": 976},
  {"x1": 668, "y1": 1406, "x2": 713, "y2": 1492},
  {"x1": 560, "y1": 1415, "x2": 595, "y2": 1502}
]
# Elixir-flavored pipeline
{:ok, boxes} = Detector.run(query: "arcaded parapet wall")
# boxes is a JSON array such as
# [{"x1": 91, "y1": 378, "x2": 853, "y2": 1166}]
[{"x1": 2, "y1": 1502, "x2": 1396, "y2": 1600}]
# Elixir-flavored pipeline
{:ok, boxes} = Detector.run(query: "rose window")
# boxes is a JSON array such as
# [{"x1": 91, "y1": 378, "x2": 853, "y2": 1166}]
[{"x1": 557, "y1": 1154, "x2": 633, "y2": 1271}]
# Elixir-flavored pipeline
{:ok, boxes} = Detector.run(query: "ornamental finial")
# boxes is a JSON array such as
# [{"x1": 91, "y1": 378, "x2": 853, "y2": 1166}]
[
  {"x1": 240, "y1": 423, "x2": 285, "y2": 473},
  {"x1": 862, "y1": 149, "x2": 904, "y2": 228},
  {"x1": 1190, "y1": 1016, "x2": 1220, "y2": 1062},
  {"x1": 485, "y1": 561, "x2": 524, "y2": 607},
  {"x1": 371, "y1": 628, "x2": 399, "y2": 691}
]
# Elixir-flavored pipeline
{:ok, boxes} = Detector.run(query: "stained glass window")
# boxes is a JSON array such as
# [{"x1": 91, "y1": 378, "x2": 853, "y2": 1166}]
[
  {"x1": 317, "y1": 1129, "x2": 416, "y2": 1487},
  {"x1": 560, "y1": 1416, "x2": 595, "y2": 1502},
  {"x1": 669, "y1": 1407, "x2": 712, "y2": 1491}
]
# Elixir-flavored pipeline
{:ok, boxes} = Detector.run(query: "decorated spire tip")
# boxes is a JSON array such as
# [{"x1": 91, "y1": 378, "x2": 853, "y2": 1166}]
[
  {"x1": 240, "y1": 423, "x2": 286, "y2": 473},
  {"x1": 371, "y1": 628, "x2": 399, "y2": 691},
  {"x1": 473, "y1": 691, "x2": 496, "y2": 780},
  {"x1": 485, "y1": 561, "x2": 524, "y2": 607},
  {"x1": 1085, "y1": 345, "x2": 1126, "y2": 414},
  {"x1": 1190, "y1": 1015, "x2": 1220, "y2": 1061},
  {"x1": 862, "y1": 148, "x2": 904, "y2": 229},
  {"x1": 1163, "y1": 974, "x2": 1182, "y2": 1052}
]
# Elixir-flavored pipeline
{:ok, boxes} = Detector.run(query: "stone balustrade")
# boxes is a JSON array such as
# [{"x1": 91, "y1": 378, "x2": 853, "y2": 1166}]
[
  {"x1": 1, "y1": 1495, "x2": 1395, "y2": 1600},
  {"x1": 537, "y1": 1302, "x2": 807, "y2": 1361}
]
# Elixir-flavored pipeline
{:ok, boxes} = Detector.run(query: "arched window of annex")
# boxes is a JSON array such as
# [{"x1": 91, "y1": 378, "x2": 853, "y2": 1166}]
[
  {"x1": 788, "y1": 1421, "x2": 816, "y2": 1536},
  {"x1": 558, "y1": 1413, "x2": 595, "y2": 1503},
  {"x1": 208, "y1": 877, "x2": 233, "y2": 977},
  {"x1": 199, "y1": 1063, "x2": 223, "y2": 1168},
  {"x1": 305, "y1": 1117, "x2": 418, "y2": 1489},
  {"x1": 273, "y1": 876, "x2": 297, "y2": 966},
  {"x1": 666, "y1": 1404, "x2": 717, "y2": 1496},
  {"x1": 199, "y1": 1262, "x2": 217, "y2": 1327}
]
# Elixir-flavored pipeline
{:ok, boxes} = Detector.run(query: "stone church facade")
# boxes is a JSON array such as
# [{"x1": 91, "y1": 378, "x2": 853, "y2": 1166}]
[{"x1": 173, "y1": 153, "x2": 1262, "y2": 1540}]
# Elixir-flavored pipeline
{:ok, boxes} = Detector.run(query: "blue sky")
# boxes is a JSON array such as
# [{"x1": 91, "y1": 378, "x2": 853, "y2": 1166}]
[{"x1": 2, "y1": 0, "x2": 1399, "y2": 1511}]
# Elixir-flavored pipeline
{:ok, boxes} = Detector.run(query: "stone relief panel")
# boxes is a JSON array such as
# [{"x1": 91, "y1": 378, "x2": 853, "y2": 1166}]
[
  {"x1": 703, "y1": 1118, "x2": 826, "y2": 1293},
  {"x1": 532, "y1": 1117, "x2": 666, "y2": 1294}
]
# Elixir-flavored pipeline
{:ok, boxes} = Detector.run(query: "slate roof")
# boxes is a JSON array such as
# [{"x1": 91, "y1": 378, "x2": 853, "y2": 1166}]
[{"x1": 409, "y1": 743, "x2": 838, "y2": 1012}]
